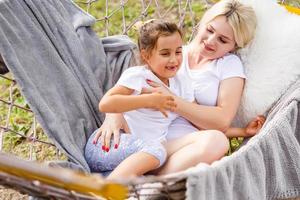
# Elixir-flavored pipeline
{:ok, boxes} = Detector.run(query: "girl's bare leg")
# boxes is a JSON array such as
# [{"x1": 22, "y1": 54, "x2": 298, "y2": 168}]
[
  {"x1": 107, "y1": 152, "x2": 160, "y2": 179},
  {"x1": 154, "y1": 130, "x2": 229, "y2": 175}
]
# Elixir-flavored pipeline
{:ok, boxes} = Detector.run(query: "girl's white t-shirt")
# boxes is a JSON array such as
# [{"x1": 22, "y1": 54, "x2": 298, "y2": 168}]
[
  {"x1": 117, "y1": 66, "x2": 194, "y2": 142},
  {"x1": 166, "y1": 46, "x2": 246, "y2": 140}
]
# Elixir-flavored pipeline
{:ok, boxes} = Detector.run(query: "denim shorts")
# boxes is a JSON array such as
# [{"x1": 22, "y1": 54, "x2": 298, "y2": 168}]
[{"x1": 84, "y1": 129, "x2": 167, "y2": 173}]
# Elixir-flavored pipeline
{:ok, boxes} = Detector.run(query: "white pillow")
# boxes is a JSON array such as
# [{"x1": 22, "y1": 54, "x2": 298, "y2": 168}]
[{"x1": 234, "y1": 0, "x2": 300, "y2": 126}]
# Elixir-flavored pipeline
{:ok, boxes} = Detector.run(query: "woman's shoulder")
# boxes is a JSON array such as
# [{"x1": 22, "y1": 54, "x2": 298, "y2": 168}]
[
  {"x1": 215, "y1": 54, "x2": 246, "y2": 80},
  {"x1": 215, "y1": 54, "x2": 243, "y2": 70},
  {"x1": 216, "y1": 54, "x2": 242, "y2": 65}
]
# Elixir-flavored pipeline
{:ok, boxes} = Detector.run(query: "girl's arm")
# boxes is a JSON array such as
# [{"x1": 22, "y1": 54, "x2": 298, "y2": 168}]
[
  {"x1": 97, "y1": 85, "x2": 176, "y2": 149},
  {"x1": 99, "y1": 85, "x2": 177, "y2": 117},
  {"x1": 93, "y1": 113, "x2": 130, "y2": 149},
  {"x1": 173, "y1": 78, "x2": 245, "y2": 132}
]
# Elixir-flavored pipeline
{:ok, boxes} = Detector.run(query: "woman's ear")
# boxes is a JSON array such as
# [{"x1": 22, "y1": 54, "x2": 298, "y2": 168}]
[{"x1": 230, "y1": 44, "x2": 239, "y2": 53}]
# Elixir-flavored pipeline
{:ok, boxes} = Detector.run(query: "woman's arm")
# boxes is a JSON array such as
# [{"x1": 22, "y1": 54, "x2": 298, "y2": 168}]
[
  {"x1": 99, "y1": 85, "x2": 177, "y2": 117},
  {"x1": 225, "y1": 115, "x2": 266, "y2": 138},
  {"x1": 174, "y1": 78, "x2": 245, "y2": 132}
]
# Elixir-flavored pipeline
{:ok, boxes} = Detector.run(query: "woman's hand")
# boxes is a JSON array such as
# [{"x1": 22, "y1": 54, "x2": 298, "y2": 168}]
[
  {"x1": 245, "y1": 115, "x2": 266, "y2": 136},
  {"x1": 92, "y1": 113, "x2": 130, "y2": 152},
  {"x1": 147, "y1": 92, "x2": 177, "y2": 118},
  {"x1": 142, "y1": 79, "x2": 174, "y2": 96}
]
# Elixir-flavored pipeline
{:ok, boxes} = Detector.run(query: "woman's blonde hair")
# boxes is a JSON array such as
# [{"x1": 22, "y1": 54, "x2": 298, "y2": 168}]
[{"x1": 200, "y1": 0, "x2": 257, "y2": 49}]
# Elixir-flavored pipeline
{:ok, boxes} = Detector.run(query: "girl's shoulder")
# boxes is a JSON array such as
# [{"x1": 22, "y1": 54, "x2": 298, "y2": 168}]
[
  {"x1": 117, "y1": 65, "x2": 149, "y2": 93},
  {"x1": 124, "y1": 65, "x2": 147, "y2": 72},
  {"x1": 122, "y1": 65, "x2": 148, "y2": 76}
]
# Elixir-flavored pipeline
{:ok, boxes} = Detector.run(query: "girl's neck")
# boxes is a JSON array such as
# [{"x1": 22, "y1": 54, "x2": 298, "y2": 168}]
[
  {"x1": 162, "y1": 79, "x2": 169, "y2": 86},
  {"x1": 158, "y1": 76, "x2": 169, "y2": 86},
  {"x1": 149, "y1": 68, "x2": 169, "y2": 86}
]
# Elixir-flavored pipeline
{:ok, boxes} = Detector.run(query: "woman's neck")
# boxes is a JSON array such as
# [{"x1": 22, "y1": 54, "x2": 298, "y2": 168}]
[{"x1": 187, "y1": 44, "x2": 210, "y2": 70}]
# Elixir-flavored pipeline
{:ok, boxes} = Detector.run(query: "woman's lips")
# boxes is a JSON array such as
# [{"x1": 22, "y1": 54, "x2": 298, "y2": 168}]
[{"x1": 203, "y1": 42, "x2": 215, "y2": 51}]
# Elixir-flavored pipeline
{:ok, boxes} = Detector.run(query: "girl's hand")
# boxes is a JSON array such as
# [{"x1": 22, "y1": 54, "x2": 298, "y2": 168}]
[
  {"x1": 142, "y1": 79, "x2": 174, "y2": 96},
  {"x1": 148, "y1": 92, "x2": 177, "y2": 118},
  {"x1": 92, "y1": 113, "x2": 130, "y2": 152},
  {"x1": 245, "y1": 115, "x2": 266, "y2": 137}
]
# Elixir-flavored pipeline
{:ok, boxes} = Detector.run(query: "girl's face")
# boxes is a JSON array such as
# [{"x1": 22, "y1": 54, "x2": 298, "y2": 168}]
[
  {"x1": 143, "y1": 32, "x2": 183, "y2": 85},
  {"x1": 195, "y1": 15, "x2": 236, "y2": 60}
]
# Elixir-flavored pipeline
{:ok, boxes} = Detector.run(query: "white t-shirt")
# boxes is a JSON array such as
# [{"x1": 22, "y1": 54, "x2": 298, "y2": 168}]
[
  {"x1": 167, "y1": 46, "x2": 246, "y2": 140},
  {"x1": 117, "y1": 66, "x2": 194, "y2": 142}
]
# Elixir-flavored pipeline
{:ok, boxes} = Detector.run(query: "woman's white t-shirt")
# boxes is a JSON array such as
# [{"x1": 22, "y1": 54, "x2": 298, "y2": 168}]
[{"x1": 166, "y1": 46, "x2": 246, "y2": 140}]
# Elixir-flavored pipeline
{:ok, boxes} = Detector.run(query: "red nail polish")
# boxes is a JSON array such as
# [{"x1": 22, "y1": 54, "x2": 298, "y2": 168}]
[
  {"x1": 106, "y1": 147, "x2": 109, "y2": 152},
  {"x1": 146, "y1": 79, "x2": 152, "y2": 82},
  {"x1": 102, "y1": 146, "x2": 105, "y2": 150},
  {"x1": 93, "y1": 140, "x2": 96, "y2": 144},
  {"x1": 114, "y1": 144, "x2": 118, "y2": 149}
]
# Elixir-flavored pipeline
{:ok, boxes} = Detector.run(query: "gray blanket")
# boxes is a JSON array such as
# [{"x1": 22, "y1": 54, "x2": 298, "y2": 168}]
[
  {"x1": 0, "y1": 0, "x2": 136, "y2": 172},
  {"x1": 186, "y1": 78, "x2": 300, "y2": 199}
]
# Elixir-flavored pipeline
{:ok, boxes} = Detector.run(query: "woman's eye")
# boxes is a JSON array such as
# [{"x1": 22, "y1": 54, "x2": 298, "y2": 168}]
[
  {"x1": 161, "y1": 53, "x2": 170, "y2": 56},
  {"x1": 176, "y1": 51, "x2": 182, "y2": 54},
  {"x1": 219, "y1": 38, "x2": 227, "y2": 44},
  {"x1": 207, "y1": 28, "x2": 213, "y2": 33}
]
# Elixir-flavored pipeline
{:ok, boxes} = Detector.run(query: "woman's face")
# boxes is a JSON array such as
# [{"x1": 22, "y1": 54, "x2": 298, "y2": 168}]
[{"x1": 194, "y1": 15, "x2": 236, "y2": 60}]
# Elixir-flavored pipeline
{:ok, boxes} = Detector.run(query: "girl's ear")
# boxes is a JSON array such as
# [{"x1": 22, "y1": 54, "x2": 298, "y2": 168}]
[{"x1": 140, "y1": 49, "x2": 149, "y2": 64}]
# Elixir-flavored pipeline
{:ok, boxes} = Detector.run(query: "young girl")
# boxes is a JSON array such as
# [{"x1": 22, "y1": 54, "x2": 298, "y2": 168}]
[
  {"x1": 91, "y1": 0, "x2": 265, "y2": 175},
  {"x1": 85, "y1": 20, "x2": 195, "y2": 179}
]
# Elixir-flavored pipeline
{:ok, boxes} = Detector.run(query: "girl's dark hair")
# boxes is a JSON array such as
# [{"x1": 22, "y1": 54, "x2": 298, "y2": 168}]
[{"x1": 137, "y1": 19, "x2": 182, "y2": 55}]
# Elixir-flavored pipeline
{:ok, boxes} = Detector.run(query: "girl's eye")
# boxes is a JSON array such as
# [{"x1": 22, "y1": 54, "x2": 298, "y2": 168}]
[
  {"x1": 161, "y1": 52, "x2": 170, "y2": 56},
  {"x1": 176, "y1": 51, "x2": 182, "y2": 54}
]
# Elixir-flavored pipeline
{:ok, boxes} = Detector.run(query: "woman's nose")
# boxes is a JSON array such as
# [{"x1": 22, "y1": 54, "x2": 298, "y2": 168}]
[{"x1": 206, "y1": 34, "x2": 216, "y2": 45}]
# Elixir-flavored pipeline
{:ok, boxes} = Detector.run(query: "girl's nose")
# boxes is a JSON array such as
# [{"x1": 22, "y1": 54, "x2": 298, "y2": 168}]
[{"x1": 170, "y1": 54, "x2": 178, "y2": 64}]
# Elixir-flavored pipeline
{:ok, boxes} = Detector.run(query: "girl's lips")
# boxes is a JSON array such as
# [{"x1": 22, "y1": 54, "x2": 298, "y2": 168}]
[{"x1": 166, "y1": 66, "x2": 177, "y2": 71}]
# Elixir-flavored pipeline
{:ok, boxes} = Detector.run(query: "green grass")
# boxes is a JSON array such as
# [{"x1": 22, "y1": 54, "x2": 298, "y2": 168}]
[
  {"x1": 0, "y1": 75, "x2": 66, "y2": 161},
  {"x1": 284, "y1": 0, "x2": 300, "y2": 7}
]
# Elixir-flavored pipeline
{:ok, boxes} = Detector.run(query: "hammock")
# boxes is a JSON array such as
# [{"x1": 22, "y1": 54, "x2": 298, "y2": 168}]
[{"x1": 0, "y1": 0, "x2": 300, "y2": 199}]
